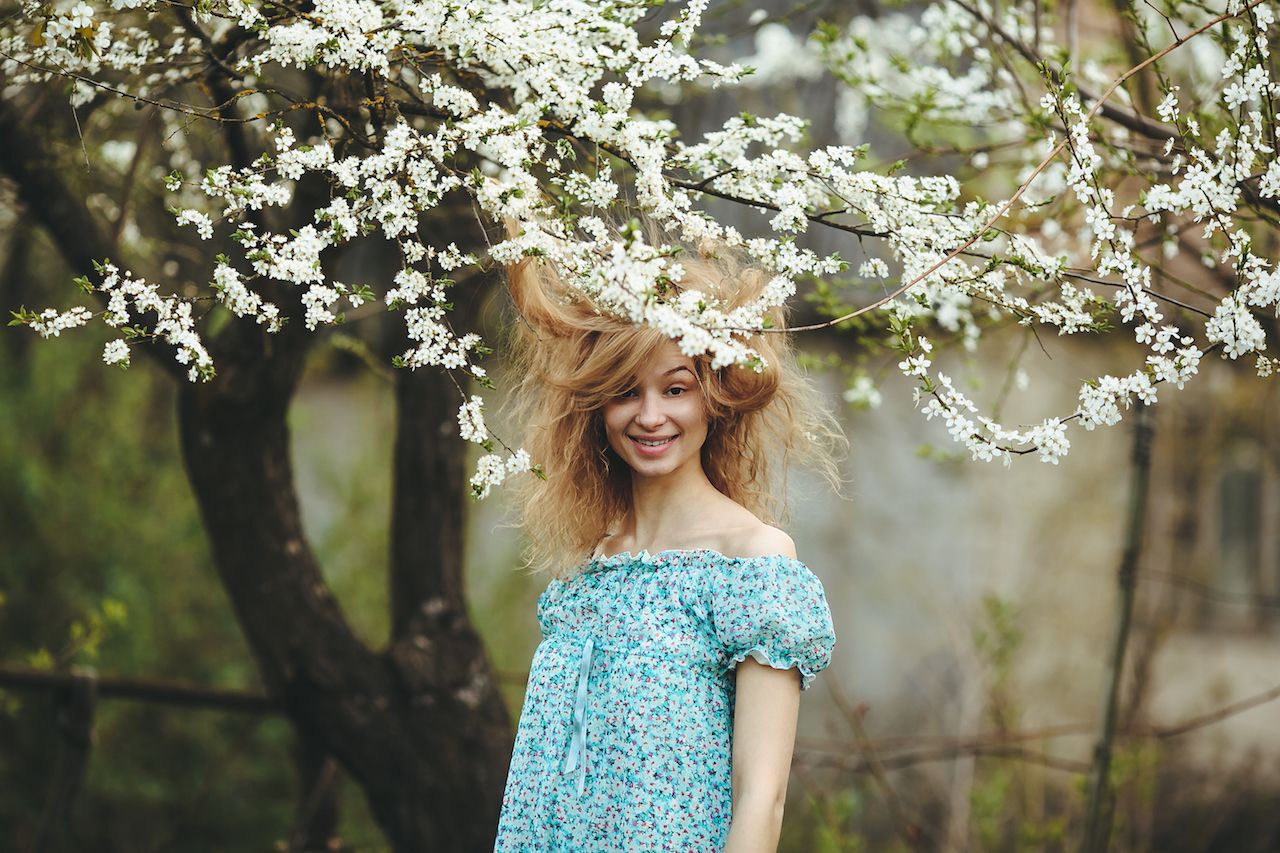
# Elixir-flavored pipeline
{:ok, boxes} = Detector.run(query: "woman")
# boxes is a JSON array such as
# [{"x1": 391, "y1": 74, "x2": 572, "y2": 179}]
[{"x1": 493, "y1": 224, "x2": 846, "y2": 852}]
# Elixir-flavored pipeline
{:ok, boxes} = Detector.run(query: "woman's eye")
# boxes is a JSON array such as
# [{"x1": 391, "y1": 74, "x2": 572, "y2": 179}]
[
  {"x1": 667, "y1": 387, "x2": 686, "y2": 395},
  {"x1": 619, "y1": 389, "x2": 637, "y2": 398}
]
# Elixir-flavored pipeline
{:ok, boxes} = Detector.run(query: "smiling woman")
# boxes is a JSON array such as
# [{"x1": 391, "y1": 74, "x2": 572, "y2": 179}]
[
  {"x1": 499, "y1": 222, "x2": 846, "y2": 579},
  {"x1": 603, "y1": 352, "x2": 709, "y2": 473},
  {"x1": 493, "y1": 218, "x2": 848, "y2": 852}
]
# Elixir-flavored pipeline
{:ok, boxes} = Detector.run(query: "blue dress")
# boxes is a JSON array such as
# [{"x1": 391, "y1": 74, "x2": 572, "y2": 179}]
[{"x1": 493, "y1": 547, "x2": 837, "y2": 852}]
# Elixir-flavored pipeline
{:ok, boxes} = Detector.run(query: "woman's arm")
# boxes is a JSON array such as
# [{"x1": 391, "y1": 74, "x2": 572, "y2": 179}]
[{"x1": 723, "y1": 657, "x2": 802, "y2": 853}]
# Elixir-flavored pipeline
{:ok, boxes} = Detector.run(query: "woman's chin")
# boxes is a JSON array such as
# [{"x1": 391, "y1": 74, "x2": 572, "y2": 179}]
[{"x1": 628, "y1": 454, "x2": 703, "y2": 480}]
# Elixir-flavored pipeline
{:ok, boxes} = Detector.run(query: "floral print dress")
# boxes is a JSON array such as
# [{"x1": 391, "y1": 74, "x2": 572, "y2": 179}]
[{"x1": 493, "y1": 547, "x2": 837, "y2": 852}]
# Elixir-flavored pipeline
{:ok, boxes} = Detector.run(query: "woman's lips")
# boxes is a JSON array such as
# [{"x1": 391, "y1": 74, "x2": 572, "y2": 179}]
[{"x1": 629, "y1": 435, "x2": 677, "y2": 457}]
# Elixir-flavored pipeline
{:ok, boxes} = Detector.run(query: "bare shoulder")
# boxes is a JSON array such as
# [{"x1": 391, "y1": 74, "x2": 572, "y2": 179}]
[
  {"x1": 706, "y1": 495, "x2": 798, "y2": 559},
  {"x1": 732, "y1": 523, "x2": 798, "y2": 560}
]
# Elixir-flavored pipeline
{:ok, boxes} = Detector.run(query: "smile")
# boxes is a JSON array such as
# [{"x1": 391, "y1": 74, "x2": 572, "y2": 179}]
[{"x1": 632, "y1": 436, "x2": 675, "y2": 446}]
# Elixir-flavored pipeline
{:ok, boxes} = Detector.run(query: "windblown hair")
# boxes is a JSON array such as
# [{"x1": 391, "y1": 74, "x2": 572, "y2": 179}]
[{"x1": 499, "y1": 220, "x2": 848, "y2": 578}]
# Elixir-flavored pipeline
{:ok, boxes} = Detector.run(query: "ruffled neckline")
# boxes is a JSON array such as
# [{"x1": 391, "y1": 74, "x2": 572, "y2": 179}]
[{"x1": 582, "y1": 547, "x2": 801, "y2": 573}]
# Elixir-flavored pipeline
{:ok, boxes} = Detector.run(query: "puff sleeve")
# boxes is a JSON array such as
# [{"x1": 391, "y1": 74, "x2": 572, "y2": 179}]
[{"x1": 709, "y1": 554, "x2": 836, "y2": 691}]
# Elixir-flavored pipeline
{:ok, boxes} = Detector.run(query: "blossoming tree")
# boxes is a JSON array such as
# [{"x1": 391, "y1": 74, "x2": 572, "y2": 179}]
[{"x1": 4, "y1": 0, "x2": 1278, "y2": 847}]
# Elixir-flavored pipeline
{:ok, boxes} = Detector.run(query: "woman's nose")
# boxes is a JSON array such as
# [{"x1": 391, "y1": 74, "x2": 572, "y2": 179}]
[{"x1": 635, "y1": 392, "x2": 668, "y2": 427}]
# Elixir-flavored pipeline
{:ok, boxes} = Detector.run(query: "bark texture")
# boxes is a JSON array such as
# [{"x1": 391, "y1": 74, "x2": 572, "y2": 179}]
[{"x1": 175, "y1": 358, "x2": 511, "y2": 850}]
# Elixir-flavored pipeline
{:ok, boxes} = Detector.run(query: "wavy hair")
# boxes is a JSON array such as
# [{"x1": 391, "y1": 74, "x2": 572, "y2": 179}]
[{"x1": 498, "y1": 220, "x2": 848, "y2": 578}]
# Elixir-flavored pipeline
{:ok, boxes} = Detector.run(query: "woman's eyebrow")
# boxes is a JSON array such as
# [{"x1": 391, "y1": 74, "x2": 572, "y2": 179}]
[{"x1": 663, "y1": 365, "x2": 694, "y2": 377}]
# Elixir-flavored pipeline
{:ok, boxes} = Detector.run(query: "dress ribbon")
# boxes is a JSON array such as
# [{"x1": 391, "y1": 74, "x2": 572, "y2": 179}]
[{"x1": 561, "y1": 635, "x2": 594, "y2": 796}]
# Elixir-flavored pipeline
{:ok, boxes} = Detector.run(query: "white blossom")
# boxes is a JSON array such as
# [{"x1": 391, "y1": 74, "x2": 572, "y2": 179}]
[
  {"x1": 842, "y1": 374, "x2": 882, "y2": 409},
  {"x1": 26, "y1": 306, "x2": 94, "y2": 338},
  {"x1": 102, "y1": 338, "x2": 130, "y2": 365},
  {"x1": 1205, "y1": 294, "x2": 1268, "y2": 358},
  {"x1": 457, "y1": 395, "x2": 489, "y2": 444}
]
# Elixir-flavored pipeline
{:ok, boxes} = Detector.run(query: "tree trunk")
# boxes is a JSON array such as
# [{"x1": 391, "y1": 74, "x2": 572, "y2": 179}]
[
  {"x1": 389, "y1": 360, "x2": 471, "y2": 636},
  {"x1": 386, "y1": 221, "x2": 492, "y2": 637},
  {"x1": 175, "y1": 317, "x2": 511, "y2": 849},
  {"x1": 288, "y1": 729, "x2": 341, "y2": 852}
]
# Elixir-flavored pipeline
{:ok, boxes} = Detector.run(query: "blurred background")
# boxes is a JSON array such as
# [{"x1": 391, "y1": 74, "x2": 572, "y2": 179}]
[
  {"x1": 6, "y1": 260, "x2": 1278, "y2": 851},
  {"x1": 4, "y1": 0, "x2": 1280, "y2": 850}
]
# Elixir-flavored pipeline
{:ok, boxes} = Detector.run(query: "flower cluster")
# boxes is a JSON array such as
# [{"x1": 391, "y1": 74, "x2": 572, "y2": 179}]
[
  {"x1": 98, "y1": 262, "x2": 214, "y2": 381},
  {"x1": 469, "y1": 449, "x2": 533, "y2": 500},
  {"x1": 798, "y1": 0, "x2": 1270, "y2": 463},
  {"x1": 20, "y1": 306, "x2": 95, "y2": 338},
  {"x1": 4, "y1": 0, "x2": 1279, "y2": 495},
  {"x1": 211, "y1": 263, "x2": 285, "y2": 332},
  {"x1": 454, "y1": 395, "x2": 533, "y2": 498}
]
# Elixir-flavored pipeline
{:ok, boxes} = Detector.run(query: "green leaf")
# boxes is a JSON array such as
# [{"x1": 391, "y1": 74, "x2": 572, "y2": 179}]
[
  {"x1": 101, "y1": 598, "x2": 128, "y2": 625},
  {"x1": 27, "y1": 647, "x2": 55, "y2": 671}
]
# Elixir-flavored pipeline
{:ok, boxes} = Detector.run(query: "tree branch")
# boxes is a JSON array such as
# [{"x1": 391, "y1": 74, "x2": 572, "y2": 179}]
[{"x1": 0, "y1": 97, "x2": 185, "y2": 382}]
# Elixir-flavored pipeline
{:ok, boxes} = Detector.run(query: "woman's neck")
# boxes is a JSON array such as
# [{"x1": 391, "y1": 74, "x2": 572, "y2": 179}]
[{"x1": 611, "y1": 463, "x2": 725, "y2": 551}]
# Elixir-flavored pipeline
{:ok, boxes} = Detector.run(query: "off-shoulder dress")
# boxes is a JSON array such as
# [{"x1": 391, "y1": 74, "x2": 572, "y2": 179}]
[{"x1": 493, "y1": 547, "x2": 837, "y2": 852}]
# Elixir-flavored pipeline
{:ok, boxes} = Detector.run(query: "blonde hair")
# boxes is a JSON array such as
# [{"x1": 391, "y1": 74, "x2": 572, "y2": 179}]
[{"x1": 498, "y1": 219, "x2": 848, "y2": 578}]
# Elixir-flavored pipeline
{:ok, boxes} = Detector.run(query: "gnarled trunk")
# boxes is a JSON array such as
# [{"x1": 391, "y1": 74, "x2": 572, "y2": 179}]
[{"x1": 175, "y1": 314, "x2": 512, "y2": 849}]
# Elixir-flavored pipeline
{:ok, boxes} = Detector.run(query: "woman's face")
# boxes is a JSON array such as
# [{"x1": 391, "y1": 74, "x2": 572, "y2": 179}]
[{"x1": 600, "y1": 339, "x2": 709, "y2": 480}]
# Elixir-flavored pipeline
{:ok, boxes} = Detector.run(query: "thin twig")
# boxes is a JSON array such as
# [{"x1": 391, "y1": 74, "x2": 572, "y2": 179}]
[
  {"x1": 1083, "y1": 402, "x2": 1155, "y2": 853},
  {"x1": 1137, "y1": 682, "x2": 1280, "y2": 739},
  {"x1": 797, "y1": 743, "x2": 1093, "y2": 774},
  {"x1": 1138, "y1": 569, "x2": 1280, "y2": 609},
  {"x1": 826, "y1": 667, "x2": 923, "y2": 849},
  {"x1": 789, "y1": 679, "x2": 1280, "y2": 774},
  {"x1": 1059, "y1": 268, "x2": 1212, "y2": 318}
]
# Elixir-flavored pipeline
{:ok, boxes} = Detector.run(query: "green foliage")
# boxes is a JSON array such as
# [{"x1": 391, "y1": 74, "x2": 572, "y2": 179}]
[
  {"x1": 970, "y1": 763, "x2": 1015, "y2": 850},
  {"x1": 808, "y1": 787, "x2": 867, "y2": 853},
  {"x1": 1105, "y1": 739, "x2": 1162, "y2": 847},
  {"x1": 913, "y1": 442, "x2": 966, "y2": 464},
  {"x1": 973, "y1": 594, "x2": 1023, "y2": 705},
  {"x1": 963, "y1": 596, "x2": 1171, "y2": 852},
  {"x1": 22, "y1": 596, "x2": 129, "y2": 670},
  {"x1": 6, "y1": 304, "x2": 40, "y2": 327},
  {"x1": 782, "y1": 782, "x2": 869, "y2": 853},
  {"x1": 0, "y1": 313, "x2": 300, "y2": 850}
]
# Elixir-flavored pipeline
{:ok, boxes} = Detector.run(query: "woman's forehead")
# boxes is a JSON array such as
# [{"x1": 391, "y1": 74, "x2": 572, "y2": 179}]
[{"x1": 640, "y1": 341, "x2": 694, "y2": 375}]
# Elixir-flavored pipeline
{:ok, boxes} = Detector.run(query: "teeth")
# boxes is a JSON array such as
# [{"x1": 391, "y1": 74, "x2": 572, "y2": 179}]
[{"x1": 634, "y1": 437, "x2": 674, "y2": 446}]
